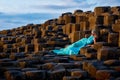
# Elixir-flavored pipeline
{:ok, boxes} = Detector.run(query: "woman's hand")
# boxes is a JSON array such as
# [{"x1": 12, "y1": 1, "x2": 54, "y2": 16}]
[
  {"x1": 93, "y1": 37, "x2": 97, "y2": 44},
  {"x1": 87, "y1": 44, "x2": 94, "y2": 47}
]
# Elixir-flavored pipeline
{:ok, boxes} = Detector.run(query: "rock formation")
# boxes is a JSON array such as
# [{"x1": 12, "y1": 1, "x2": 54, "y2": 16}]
[{"x1": 0, "y1": 6, "x2": 120, "y2": 80}]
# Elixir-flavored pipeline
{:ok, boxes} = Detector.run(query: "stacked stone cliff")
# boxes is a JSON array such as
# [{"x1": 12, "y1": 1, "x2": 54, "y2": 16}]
[{"x1": 0, "y1": 6, "x2": 120, "y2": 80}]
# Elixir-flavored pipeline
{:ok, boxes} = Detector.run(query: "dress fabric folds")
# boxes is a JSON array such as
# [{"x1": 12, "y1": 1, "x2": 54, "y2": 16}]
[{"x1": 52, "y1": 35, "x2": 94, "y2": 55}]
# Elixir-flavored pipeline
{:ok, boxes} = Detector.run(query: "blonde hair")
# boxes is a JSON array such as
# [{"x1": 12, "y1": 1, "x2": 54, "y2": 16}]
[{"x1": 91, "y1": 30, "x2": 97, "y2": 34}]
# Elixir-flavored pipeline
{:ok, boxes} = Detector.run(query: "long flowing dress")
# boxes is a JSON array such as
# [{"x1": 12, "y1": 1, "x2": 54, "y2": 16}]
[{"x1": 52, "y1": 35, "x2": 94, "y2": 55}]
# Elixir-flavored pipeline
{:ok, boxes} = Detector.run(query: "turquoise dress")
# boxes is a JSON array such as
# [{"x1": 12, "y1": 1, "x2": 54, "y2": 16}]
[{"x1": 52, "y1": 35, "x2": 94, "y2": 55}]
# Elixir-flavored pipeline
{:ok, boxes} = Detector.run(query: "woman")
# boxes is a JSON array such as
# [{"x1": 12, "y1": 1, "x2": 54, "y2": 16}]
[{"x1": 52, "y1": 30, "x2": 98, "y2": 55}]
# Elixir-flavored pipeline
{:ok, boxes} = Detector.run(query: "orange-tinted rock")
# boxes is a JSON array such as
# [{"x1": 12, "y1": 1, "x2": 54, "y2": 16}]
[{"x1": 94, "y1": 6, "x2": 111, "y2": 16}]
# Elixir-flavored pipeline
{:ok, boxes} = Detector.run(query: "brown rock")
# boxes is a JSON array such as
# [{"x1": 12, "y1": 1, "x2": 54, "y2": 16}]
[
  {"x1": 57, "y1": 16, "x2": 65, "y2": 25},
  {"x1": 104, "y1": 14, "x2": 118, "y2": 26},
  {"x1": 115, "y1": 19, "x2": 120, "y2": 24},
  {"x1": 103, "y1": 59, "x2": 120, "y2": 66},
  {"x1": 0, "y1": 61, "x2": 17, "y2": 67},
  {"x1": 88, "y1": 61, "x2": 109, "y2": 78},
  {"x1": 80, "y1": 21, "x2": 89, "y2": 31},
  {"x1": 42, "y1": 63, "x2": 56, "y2": 70},
  {"x1": 119, "y1": 32, "x2": 120, "y2": 47},
  {"x1": 25, "y1": 70, "x2": 46, "y2": 80},
  {"x1": 113, "y1": 66, "x2": 120, "y2": 72},
  {"x1": 69, "y1": 31, "x2": 81, "y2": 43},
  {"x1": 87, "y1": 62, "x2": 97, "y2": 78},
  {"x1": 82, "y1": 61, "x2": 89, "y2": 71},
  {"x1": 71, "y1": 23, "x2": 80, "y2": 33},
  {"x1": 71, "y1": 70, "x2": 88, "y2": 78},
  {"x1": 1, "y1": 37, "x2": 8, "y2": 41},
  {"x1": 64, "y1": 23, "x2": 73, "y2": 35},
  {"x1": 76, "y1": 15, "x2": 88, "y2": 24},
  {"x1": 94, "y1": 6, "x2": 111, "y2": 16},
  {"x1": 69, "y1": 31, "x2": 89, "y2": 43},
  {"x1": 112, "y1": 24, "x2": 120, "y2": 32},
  {"x1": 9, "y1": 52, "x2": 26, "y2": 60},
  {"x1": 63, "y1": 76, "x2": 81, "y2": 80},
  {"x1": 63, "y1": 14, "x2": 75, "y2": 24},
  {"x1": 34, "y1": 43, "x2": 43, "y2": 52},
  {"x1": 4, "y1": 70, "x2": 24, "y2": 80},
  {"x1": 3, "y1": 44, "x2": 13, "y2": 49},
  {"x1": 108, "y1": 32, "x2": 119, "y2": 46},
  {"x1": 3, "y1": 48, "x2": 12, "y2": 53},
  {"x1": 25, "y1": 44, "x2": 34, "y2": 53},
  {"x1": 17, "y1": 46, "x2": 25, "y2": 53},
  {"x1": 93, "y1": 42, "x2": 108, "y2": 50},
  {"x1": 70, "y1": 55, "x2": 86, "y2": 61},
  {"x1": 111, "y1": 6, "x2": 120, "y2": 14},
  {"x1": 49, "y1": 69, "x2": 66, "y2": 80},
  {"x1": 95, "y1": 70, "x2": 117, "y2": 80},
  {"x1": 80, "y1": 47, "x2": 88, "y2": 55},
  {"x1": 89, "y1": 16, "x2": 104, "y2": 30},
  {"x1": 74, "y1": 9, "x2": 83, "y2": 15},
  {"x1": 85, "y1": 52, "x2": 97, "y2": 59},
  {"x1": 97, "y1": 47, "x2": 119, "y2": 61}
]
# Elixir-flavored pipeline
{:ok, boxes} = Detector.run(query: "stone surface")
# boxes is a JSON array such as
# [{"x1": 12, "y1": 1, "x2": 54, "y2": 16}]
[{"x1": 0, "y1": 6, "x2": 120, "y2": 80}]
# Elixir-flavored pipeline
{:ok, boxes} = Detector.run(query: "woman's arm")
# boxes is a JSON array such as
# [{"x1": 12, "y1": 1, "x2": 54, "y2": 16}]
[
  {"x1": 87, "y1": 34, "x2": 98, "y2": 47},
  {"x1": 93, "y1": 37, "x2": 97, "y2": 44},
  {"x1": 93, "y1": 32, "x2": 99, "y2": 44}
]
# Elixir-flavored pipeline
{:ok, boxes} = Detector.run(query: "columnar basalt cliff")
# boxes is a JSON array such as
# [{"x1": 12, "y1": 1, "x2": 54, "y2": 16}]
[{"x1": 0, "y1": 6, "x2": 120, "y2": 80}]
